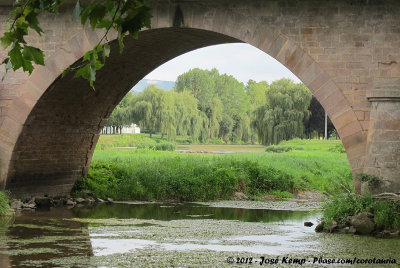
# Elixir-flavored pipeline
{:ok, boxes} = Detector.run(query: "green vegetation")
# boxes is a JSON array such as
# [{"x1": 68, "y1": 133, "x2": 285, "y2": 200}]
[
  {"x1": 0, "y1": 191, "x2": 11, "y2": 216},
  {"x1": 323, "y1": 194, "x2": 400, "y2": 230},
  {"x1": 252, "y1": 79, "x2": 311, "y2": 145},
  {"x1": 137, "y1": 142, "x2": 176, "y2": 151},
  {"x1": 73, "y1": 139, "x2": 352, "y2": 201},
  {"x1": 106, "y1": 69, "x2": 334, "y2": 145},
  {"x1": 97, "y1": 134, "x2": 179, "y2": 150}
]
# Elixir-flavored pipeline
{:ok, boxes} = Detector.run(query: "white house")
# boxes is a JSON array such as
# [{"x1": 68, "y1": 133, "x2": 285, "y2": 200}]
[
  {"x1": 121, "y1": 123, "x2": 141, "y2": 134},
  {"x1": 102, "y1": 123, "x2": 140, "y2": 134}
]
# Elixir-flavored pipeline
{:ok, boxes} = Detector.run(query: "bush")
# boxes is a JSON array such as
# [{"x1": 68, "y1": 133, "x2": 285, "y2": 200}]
[
  {"x1": 71, "y1": 163, "x2": 124, "y2": 199},
  {"x1": 322, "y1": 194, "x2": 400, "y2": 230}
]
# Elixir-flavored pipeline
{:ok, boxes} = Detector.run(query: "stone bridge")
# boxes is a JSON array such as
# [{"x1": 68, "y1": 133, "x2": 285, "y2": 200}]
[{"x1": 0, "y1": 0, "x2": 399, "y2": 196}]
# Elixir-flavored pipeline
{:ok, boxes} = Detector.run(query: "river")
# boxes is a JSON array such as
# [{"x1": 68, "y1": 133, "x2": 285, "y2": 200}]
[{"x1": 0, "y1": 201, "x2": 399, "y2": 267}]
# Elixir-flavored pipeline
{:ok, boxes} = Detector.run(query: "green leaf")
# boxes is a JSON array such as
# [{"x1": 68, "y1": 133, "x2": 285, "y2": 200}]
[
  {"x1": 89, "y1": 65, "x2": 96, "y2": 82},
  {"x1": 83, "y1": 50, "x2": 92, "y2": 62},
  {"x1": 96, "y1": 18, "x2": 112, "y2": 29},
  {"x1": 74, "y1": 64, "x2": 90, "y2": 80},
  {"x1": 117, "y1": 28, "x2": 125, "y2": 54},
  {"x1": 9, "y1": 43, "x2": 24, "y2": 70},
  {"x1": 72, "y1": 0, "x2": 82, "y2": 21},
  {"x1": 22, "y1": 45, "x2": 45, "y2": 65},
  {"x1": 103, "y1": 43, "x2": 110, "y2": 57},
  {"x1": 61, "y1": 67, "x2": 71, "y2": 78},
  {"x1": 0, "y1": 32, "x2": 14, "y2": 50},
  {"x1": 89, "y1": 4, "x2": 107, "y2": 29},
  {"x1": 25, "y1": 11, "x2": 43, "y2": 35}
]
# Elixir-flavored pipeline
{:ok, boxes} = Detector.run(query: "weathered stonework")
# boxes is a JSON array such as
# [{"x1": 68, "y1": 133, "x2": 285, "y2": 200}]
[
  {"x1": 0, "y1": 0, "x2": 399, "y2": 196},
  {"x1": 364, "y1": 89, "x2": 400, "y2": 194}
]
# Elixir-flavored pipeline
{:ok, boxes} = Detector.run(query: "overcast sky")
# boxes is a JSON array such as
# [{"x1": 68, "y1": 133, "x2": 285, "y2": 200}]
[{"x1": 144, "y1": 43, "x2": 301, "y2": 84}]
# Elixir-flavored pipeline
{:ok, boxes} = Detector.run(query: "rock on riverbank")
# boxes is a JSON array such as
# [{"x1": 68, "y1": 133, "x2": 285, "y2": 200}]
[
  {"x1": 9, "y1": 196, "x2": 114, "y2": 212},
  {"x1": 315, "y1": 212, "x2": 400, "y2": 238}
]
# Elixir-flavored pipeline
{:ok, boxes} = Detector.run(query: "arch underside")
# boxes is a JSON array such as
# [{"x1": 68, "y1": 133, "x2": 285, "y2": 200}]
[{"x1": 6, "y1": 28, "x2": 240, "y2": 195}]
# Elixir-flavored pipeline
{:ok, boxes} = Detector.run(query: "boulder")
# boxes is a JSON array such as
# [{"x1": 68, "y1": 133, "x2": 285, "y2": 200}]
[
  {"x1": 86, "y1": 198, "x2": 95, "y2": 204},
  {"x1": 351, "y1": 212, "x2": 375, "y2": 235},
  {"x1": 75, "y1": 198, "x2": 85, "y2": 204},
  {"x1": 328, "y1": 220, "x2": 338, "y2": 233},
  {"x1": 10, "y1": 200, "x2": 23, "y2": 210},
  {"x1": 348, "y1": 226, "x2": 356, "y2": 234},
  {"x1": 22, "y1": 203, "x2": 36, "y2": 209},
  {"x1": 106, "y1": 197, "x2": 114, "y2": 203},
  {"x1": 35, "y1": 197, "x2": 52, "y2": 207},
  {"x1": 66, "y1": 199, "x2": 76, "y2": 206},
  {"x1": 315, "y1": 221, "x2": 325, "y2": 232},
  {"x1": 304, "y1": 221, "x2": 314, "y2": 227}
]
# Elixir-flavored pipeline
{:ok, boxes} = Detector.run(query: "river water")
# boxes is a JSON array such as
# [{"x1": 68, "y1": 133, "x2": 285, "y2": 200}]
[{"x1": 0, "y1": 201, "x2": 399, "y2": 267}]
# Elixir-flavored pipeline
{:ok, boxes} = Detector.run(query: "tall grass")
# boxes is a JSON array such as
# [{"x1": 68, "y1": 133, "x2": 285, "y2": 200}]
[
  {"x1": 0, "y1": 191, "x2": 11, "y2": 216},
  {"x1": 73, "y1": 139, "x2": 352, "y2": 201}
]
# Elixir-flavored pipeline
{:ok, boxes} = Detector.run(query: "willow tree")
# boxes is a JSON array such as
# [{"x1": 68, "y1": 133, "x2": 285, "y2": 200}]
[
  {"x1": 214, "y1": 72, "x2": 250, "y2": 142},
  {"x1": 106, "y1": 92, "x2": 134, "y2": 134},
  {"x1": 251, "y1": 79, "x2": 312, "y2": 145},
  {"x1": 246, "y1": 80, "x2": 269, "y2": 143},
  {"x1": 131, "y1": 85, "x2": 164, "y2": 138},
  {"x1": 172, "y1": 91, "x2": 202, "y2": 142}
]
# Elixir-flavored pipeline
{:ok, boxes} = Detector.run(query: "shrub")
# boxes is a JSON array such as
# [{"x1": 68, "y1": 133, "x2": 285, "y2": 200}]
[
  {"x1": 322, "y1": 194, "x2": 400, "y2": 230},
  {"x1": 71, "y1": 163, "x2": 124, "y2": 199}
]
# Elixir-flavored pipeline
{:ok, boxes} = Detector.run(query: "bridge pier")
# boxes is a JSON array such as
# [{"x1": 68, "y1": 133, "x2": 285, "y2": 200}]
[{"x1": 364, "y1": 89, "x2": 400, "y2": 194}]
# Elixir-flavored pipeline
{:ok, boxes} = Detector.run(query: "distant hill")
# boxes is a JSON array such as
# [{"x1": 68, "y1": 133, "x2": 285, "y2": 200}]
[{"x1": 131, "y1": 79, "x2": 175, "y2": 93}]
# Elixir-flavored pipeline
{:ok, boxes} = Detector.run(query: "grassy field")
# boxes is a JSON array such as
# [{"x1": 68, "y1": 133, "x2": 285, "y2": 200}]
[
  {"x1": 97, "y1": 133, "x2": 257, "y2": 150},
  {"x1": 72, "y1": 137, "x2": 352, "y2": 201}
]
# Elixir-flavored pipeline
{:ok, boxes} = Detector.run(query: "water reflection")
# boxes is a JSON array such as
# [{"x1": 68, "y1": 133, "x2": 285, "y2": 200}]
[
  {"x1": 0, "y1": 207, "x2": 93, "y2": 267},
  {"x1": 71, "y1": 202, "x2": 317, "y2": 222}
]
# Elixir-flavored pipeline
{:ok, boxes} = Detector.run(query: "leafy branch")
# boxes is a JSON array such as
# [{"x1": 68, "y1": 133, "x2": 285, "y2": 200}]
[{"x1": 1, "y1": 0, "x2": 152, "y2": 88}]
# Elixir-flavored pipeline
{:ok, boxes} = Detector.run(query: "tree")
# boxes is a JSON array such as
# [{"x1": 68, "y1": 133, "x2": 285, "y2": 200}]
[
  {"x1": 175, "y1": 68, "x2": 252, "y2": 142},
  {"x1": 245, "y1": 80, "x2": 269, "y2": 143},
  {"x1": 214, "y1": 72, "x2": 250, "y2": 142},
  {"x1": 172, "y1": 91, "x2": 202, "y2": 142},
  {"x1": 131, "y1": 85, "x2": 163, "y2": 138},
  {"x1": 106, "y1": 92, "x2": 134, "y2": 134},
  {"x1": 251, "y1": 79, "x2": 312, "y2": 145},
  {"x1": 246, "y1": 79, "x2": 269, "y2": 108},
  {"x1": 1, "y1": 0, "x2": 152, "y2": 87}
]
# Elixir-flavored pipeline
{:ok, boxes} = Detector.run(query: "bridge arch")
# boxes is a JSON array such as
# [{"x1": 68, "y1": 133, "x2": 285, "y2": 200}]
[{"x1": 3, "y1": 0, "x2": 399, "y2": 195}]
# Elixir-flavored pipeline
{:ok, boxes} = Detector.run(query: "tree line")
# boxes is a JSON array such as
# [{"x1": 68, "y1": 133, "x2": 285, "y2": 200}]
[{"x1": 106, "y1": 68, "x2": 335, "y2": 145}]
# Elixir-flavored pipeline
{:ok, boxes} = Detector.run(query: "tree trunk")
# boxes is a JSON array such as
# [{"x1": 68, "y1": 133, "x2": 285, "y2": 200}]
[
  {"x1": 161, "y1": 133, "x2": 164, "y2": 140},
  {"x1": 149, "y1": 131, "x2": 152, "y2": 139}
]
